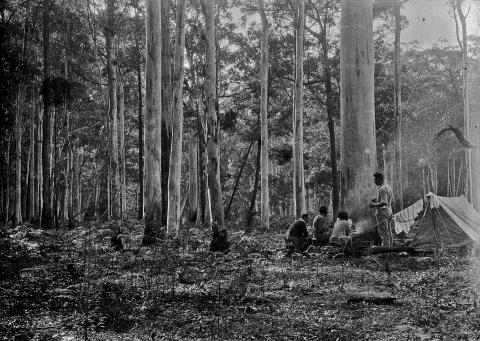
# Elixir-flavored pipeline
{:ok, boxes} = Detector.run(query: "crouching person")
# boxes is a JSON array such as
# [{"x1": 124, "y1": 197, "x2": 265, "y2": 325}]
[
  {"x1": 285, "y1": 213, "x2": 312, "y2": 256},
  {"x1": 313, "y1": 206, "x2": 331, "y2": 246},
  {"x1": 329, "y1": 211, "x2": 352, "y2": 253}
]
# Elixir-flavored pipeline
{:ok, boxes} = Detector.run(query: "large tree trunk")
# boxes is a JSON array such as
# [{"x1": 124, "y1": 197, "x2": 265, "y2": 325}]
[
  {"x1": 469, "y1": 0, "x2": 480, "y2": 210},
  {"x1": 293, "y1": 0, "x2": 305, "y2": 218},
  {"x1": 118, "y1": 78, "x2": 126, "y2": 219},
  {"x1": 143, "y1": 0, "x2": 163, "y2": 244},
  {"x1": 259, "y1": 0, "x2": 269, "y2": 229},
  {"x1": 137, "y1": 46, "x2": 144, "y2": 220},
  {"x1": 201, "y1": 0, "x2": 225, "y2": 229},
  {"x1": 393, "y1": 0, "x2": 403, "y2": 211},
  {"x1": 161, "y1": 0, "x2": 172, "y2": 226},
  {"x1": 188, "y1": 142, "x2": 199, "y2": 222},
  {"x1": 42, "y1": 0, "x2": 53, "y2": 228},
  {"x1": 456, "y1": 1, "x2": 478, "y2": 209},
  {"x1": 340, "y1": 0, "x2": 377, "y2": 221},
  {"x1": 106, "y1": 0, "x2": 120, "y2": 219},
  {"x1": 167, "y1": 0, "x2": 186, "y2": 234}
]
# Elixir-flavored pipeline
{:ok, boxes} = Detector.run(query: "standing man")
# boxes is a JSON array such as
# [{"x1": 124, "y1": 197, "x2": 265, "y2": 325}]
[{"x1": 369, "y1": 172, "x2": 394, "y2": 246}]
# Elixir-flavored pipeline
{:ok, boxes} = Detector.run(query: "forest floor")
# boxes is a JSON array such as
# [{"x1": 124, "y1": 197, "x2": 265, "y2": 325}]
[{"x1": 1, "y1": 218, "x2": 480, "y2": 341}]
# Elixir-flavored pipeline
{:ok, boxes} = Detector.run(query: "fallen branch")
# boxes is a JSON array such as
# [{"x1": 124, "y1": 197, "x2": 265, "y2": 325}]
[{"x1": 347, "y1": 296, "x2": 397, "y2": 305}]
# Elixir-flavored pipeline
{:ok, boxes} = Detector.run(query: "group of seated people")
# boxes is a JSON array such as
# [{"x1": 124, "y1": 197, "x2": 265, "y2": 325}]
[{"x1": 284, "y1": 206, "x2": 352, "y2": 256}]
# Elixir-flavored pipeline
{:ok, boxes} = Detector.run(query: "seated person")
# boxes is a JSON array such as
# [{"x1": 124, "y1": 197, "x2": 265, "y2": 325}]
[
  {"x1": 285, "y1": 213, "x2": 312, "y2": 254},
  {"x1": 329, "y1": 211, "x2": 352, "y2": 252},
  {"x1": 312, "y1": 206, "x2": 331, "y2": 246}
]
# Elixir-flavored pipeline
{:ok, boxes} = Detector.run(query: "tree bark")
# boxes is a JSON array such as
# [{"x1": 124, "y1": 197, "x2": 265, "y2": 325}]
[
  {"x1": 161, "y1": 0, "x2": 172, "y2": 226},
  {"x1": 201, "y1": 0, "x2": 225, "y2": 229},
  {"x1": 247, "y1": 139, "x2": 261, "y2": 227},
  {"x1": 293, "y1": 0, "x2": 306, "y2": 218},
  {"x1": 42, "y1": 0, "x2": 53, "y2": 228},
  {"x1": 36, "y1": 102, "x2": 43, "y2": 221},
  {"x1": 259, "y1": 0, "x2": 269, "y2": 229},
  {"x1": 29, "y1": 98, "x2": 35, "y2": 221},
  {"x1": 167, "y1": 0, "x2": 186, "y2": 234},
  {"x1": 188, "y1": 142, "x2": 199, "y2": 222},
  {"x1": 340, "y1": 0, "x2": 377, "y2": 220},
  {"x1": 118, "y1": 78, "x2": 126, "y2": 219},
  {"x1": 144, "y1": 0, "x2": 163, "y2": 244},
  {"x1": 5, "y1": 138, "x2": 11, "y2": 225},
  {"x1": 393, "y1": 0, "x2": 403, "y2": 211},
  {"x1": 15, "y1": 83, "x2": 24, "y2": 226},
  {"x1": 137, "y1": 45, "x2": 144, "y2": 220},
  {"x1": 106, "y1": 0, "x2": 120, "y2": 219}
]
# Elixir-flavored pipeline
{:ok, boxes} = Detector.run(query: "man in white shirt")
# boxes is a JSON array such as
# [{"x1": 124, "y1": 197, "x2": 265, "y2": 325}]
[{"x1": 369, "y1": 172, "x2": 394, "y2": 246}]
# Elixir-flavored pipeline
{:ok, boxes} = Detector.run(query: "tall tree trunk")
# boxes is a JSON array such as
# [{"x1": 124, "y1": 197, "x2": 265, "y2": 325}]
[
  {"x1": 106, "y1": 0, "x2": 119, "y2": 219},
  {"x1": 29, "y1": 98, "x2": 35, "y2": 221},
  {"x1": 36, "y1": 103, "x2": 43, "y2": 221},
  {"x1": 247, "y1": 139, "x2": 261, "y2": 227},
  {"x1": 137, "y1": 49, "x2": 144, "y2": 220},
  {"x1": 5, "y1": 138, "x2": 11, "y2": 225},
  {"x1": 161, "y1": 0, "x2": 172, "y2": 226},
  {"x1": 225, "y1": 141, "x2": 253, "y2": 220},
  {"x1": 15, "y1": 84, "x2": 25, "y2": 226},
  {"x1": 293, "y1": 0, "x2": 305, "y2": 218},
  {"x1": 188, "y1": 142, "x2": 198, "y2": 222},
  {"x1": 118, "y1": 78, "x2": 126, "y2": 219},
  {"x1": 197, "y1": 100, "x2": 206, "y2": 224},
  {"x1": 259, "y1": 0, "x2": 269, "y2": 229},
  {"x1": 393, "y1": 0, "x2": 403, "y2": 211},
  {"x1": 457, "y1": 0, "x2": 479, "y2": 209},
  {"x1": 143, "y1": 0, "x2": 163, "y2": 244},
  {"x1": 339, "y1": 0, "x2": 377, "y2": 220},
  {"x1": 42, "y1": 0, "x2": 53, "y2": 228},
  {"x1": 321, "y1": 25, "x2": 339, "y2": 219},
  {"x1": 167, "y1": 0, "x2": 186, "y2": 234},
  {"x1": 201, "y1": 0, "x2": 225, "y2": 229}
]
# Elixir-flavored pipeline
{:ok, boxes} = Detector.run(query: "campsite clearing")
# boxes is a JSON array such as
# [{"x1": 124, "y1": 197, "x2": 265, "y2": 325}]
[{"x1": 1, "y1": 220, "x2": 480, "y2": 340}]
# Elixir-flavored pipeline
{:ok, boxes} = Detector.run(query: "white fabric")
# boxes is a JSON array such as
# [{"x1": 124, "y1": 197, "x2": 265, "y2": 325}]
[
  {"x1": 394, "y1": 199, "x2": 424, "y2": 234},
  {"x1": 431, "y1": 194, "x2": 480, "y2": 243}
]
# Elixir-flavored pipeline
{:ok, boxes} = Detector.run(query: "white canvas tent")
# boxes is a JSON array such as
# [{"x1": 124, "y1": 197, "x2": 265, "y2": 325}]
[{"x1": 411, "y1": 193, "x2": 480, "y2": 251}]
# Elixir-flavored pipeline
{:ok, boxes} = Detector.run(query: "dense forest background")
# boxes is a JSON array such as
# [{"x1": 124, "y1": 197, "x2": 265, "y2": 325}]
[{"x1": 0, "y1": 0, "x2": 477, "y2": 231}]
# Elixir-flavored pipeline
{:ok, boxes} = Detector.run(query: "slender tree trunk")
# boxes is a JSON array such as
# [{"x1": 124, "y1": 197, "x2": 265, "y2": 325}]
[
  {"x1": 15, "y1": 84, "x2": 24, "y2": 226},
  {"x1": 118, "y1": 78, "x2": 126, "y2": 219},
  {"x1": 201, "y1": 0, "x2": 225, "y2": 229},
  {"x1": 144, "y1": 0, "x2": 163, "y2": 244},
  {"x1": 293, "y1": 0, "x2": 305, "y2": 218},
  {"x1": 259, "y1": 0, "x2": 269, "y2": 229},
  {"x1": 247, "y1": 139, "x2": 261, "y2": 227},
  {"x1": 167, "y1": 0, "x2": 186, "y2": 234},
  {"x1": 188, "y1": 142, "x2": 199, "y2": 222},
  {"x1": 161, "y1": 0, "x2": 172, "y2": 226},
  {"x1": 197, "y1": 100, "x2": 206, "y2": 224},
  {"x1": 322, "y1": 27, "x2": 339, "y2": 219},
  {"x1": 42, "y1": 0, "x2": 53, "y2": 228},
  {"x1": 106, "y1": 0, "x2": 119, "y2": 219},
  {"x1": 5, "y1": 138, "x2": 11, "y2": 225},
  {"x1": 339, "y1": 0, "x2": 377, "y2": 220},
  {"x1": 393, "y1": 0, "x2": 403, "y2": 211},
  {"x1": 137, "y1": 53, "x2": 144, "y2": 220},
  {"x1": 225, "y1": 141, "x2": 253, "y2": 220},
  {"x1": 28, "y1": 96, "x2": 37, "y2": 221},
  {"x1": 36, "y1": 105, "x2": 43, "y2": 221}
]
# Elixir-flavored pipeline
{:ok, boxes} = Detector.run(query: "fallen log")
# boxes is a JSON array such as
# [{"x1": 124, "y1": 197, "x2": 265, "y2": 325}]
[
  {"x1": 347, "y1": 296, "x2": 397, "y2": 305},
  {"x1": 370, "y1": 245, "x2": 417, "y2": 255}
]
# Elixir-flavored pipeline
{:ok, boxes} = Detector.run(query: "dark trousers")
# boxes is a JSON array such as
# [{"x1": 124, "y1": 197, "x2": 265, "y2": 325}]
[{"x1": 285, "y1": 236, "x2": 312, "y2": 253}]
